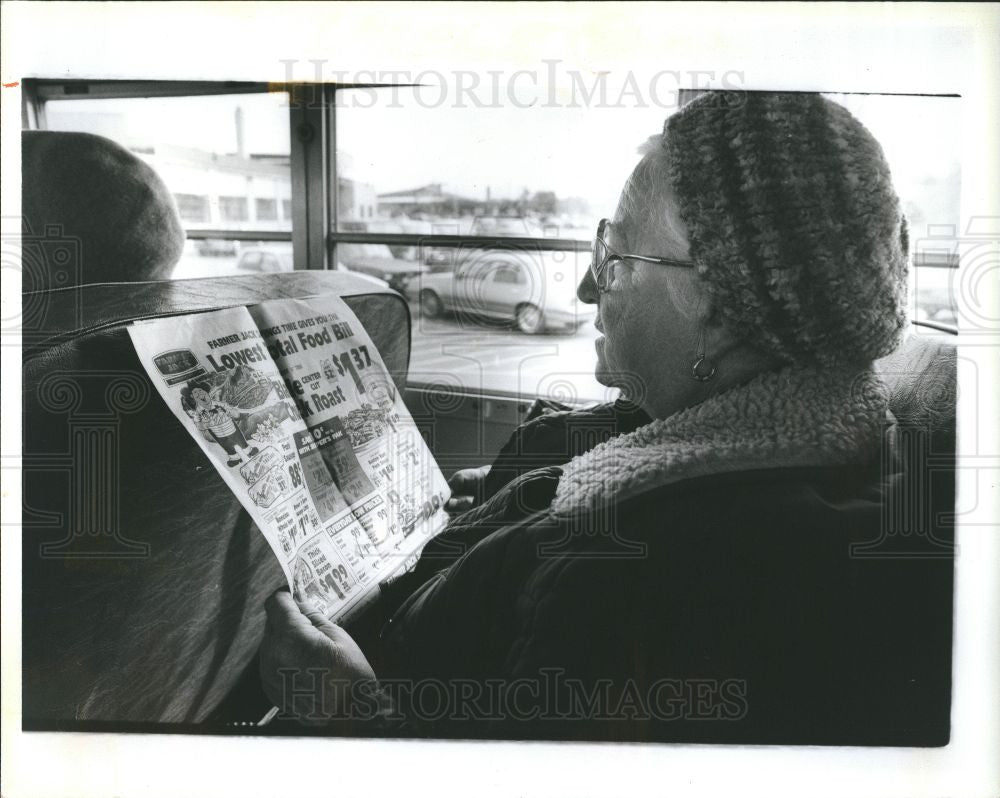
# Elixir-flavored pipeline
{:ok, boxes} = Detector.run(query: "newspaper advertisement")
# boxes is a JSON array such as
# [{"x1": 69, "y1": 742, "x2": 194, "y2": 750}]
[{"x1": 128, "y1": 296, "x2": 450, "y2": 620}]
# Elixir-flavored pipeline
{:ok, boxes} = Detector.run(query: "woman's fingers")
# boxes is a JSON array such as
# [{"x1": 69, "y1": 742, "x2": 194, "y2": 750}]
[
  {"x1": 448, "y1": 466, "x2": 486, "y2": 492},
  {"x1": 445, "y1": 495, "x2": 475, "y2": 513},
  {"x1": 447, "y1": 465, "x2": 489, "y2": 510},
  {"x1": 268, "y1": 587, "x2": 341, "y2": 641}
]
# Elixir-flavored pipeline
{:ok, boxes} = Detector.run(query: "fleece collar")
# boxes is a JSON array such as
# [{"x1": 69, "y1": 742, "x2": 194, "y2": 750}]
[{"x1": 550, "y1": 365, "x2": 889, "y2": 519}]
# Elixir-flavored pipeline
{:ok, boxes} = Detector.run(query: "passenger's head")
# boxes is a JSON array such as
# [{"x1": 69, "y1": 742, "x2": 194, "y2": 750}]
[
  {"x1": 578, "y1": 91, "x2": 909, "y2": 417},
  {"x1": 22, "y1": 131, "x2": 185, "y2": 290}
]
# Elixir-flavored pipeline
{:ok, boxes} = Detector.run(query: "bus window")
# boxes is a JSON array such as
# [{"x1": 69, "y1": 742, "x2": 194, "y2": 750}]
[{"x1": 334, "y1": 87, "x2": 962, "y2": 404}]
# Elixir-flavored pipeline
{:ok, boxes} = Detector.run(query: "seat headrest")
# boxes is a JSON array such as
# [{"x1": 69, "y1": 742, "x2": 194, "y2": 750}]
[
  {"x1": 22, "y1": 130, "x2": 185, "y2": 289},
  {"x1": 875, "y1": 331, "x2": 957, "y2": 438}
]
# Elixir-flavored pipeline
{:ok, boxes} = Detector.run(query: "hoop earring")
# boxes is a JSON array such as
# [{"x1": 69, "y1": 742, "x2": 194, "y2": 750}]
[
  {"x1": 691, "y1": 326, "x2": 716, "y2": 382},
  {"x1": 691, "y1": 354, "x2": 716, "y2": 382}
]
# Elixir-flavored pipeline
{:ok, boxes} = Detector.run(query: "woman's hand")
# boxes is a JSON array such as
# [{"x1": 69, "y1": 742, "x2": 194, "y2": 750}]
[
  {"x1": 446, "y1": 465, "x2": 490, "y2": 513},
  {"x1": 259, "y1": 589, "x2": 376, "y2": 725}
]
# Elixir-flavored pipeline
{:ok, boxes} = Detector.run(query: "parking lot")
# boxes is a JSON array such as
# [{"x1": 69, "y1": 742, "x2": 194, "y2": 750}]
[{"x1": 406, "y1": 303, "x2": 613, "y2": 403}]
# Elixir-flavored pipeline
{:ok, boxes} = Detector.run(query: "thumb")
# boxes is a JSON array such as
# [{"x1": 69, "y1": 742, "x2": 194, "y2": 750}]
[
  {"x1": 264, "y1": 587, "x2": 300, "y2": 626},
  {"x1": 299, "y1": 598, "x2": 336, "y2": 633},
  {"x1": 266, "y1": 587, "x2": 339, "y2": 640}
]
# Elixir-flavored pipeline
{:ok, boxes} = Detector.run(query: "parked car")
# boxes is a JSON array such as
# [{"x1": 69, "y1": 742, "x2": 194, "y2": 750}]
[
  {"x1": 236, "y1": 246, "x2": 293, "y2": 273},
  {"x1": 468, "y1": 216, "x2": 540, "y2": 237},
  {"x1": 337, "y1": 242, "x2": 428, "y2": 293},
  {"x1": 340, "y1": 219, "x2": 426, "y2": 260},
  {"x1": 236, "y1": 244, "x2": 390, "y2": 289},
  {"x1": 195, "y1": 238, "x2": 239, "y2": 257},
  {"x1": 415, "y1": 249, "x2": 596, "y2": 333},
  {"x1": 420, "y1": 245, "x2": 456, "y2": 272}
]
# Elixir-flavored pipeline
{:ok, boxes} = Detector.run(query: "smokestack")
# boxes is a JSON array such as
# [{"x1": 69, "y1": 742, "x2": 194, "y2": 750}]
[{"x1": 235, "y1": 107, "x2": 246, "y2": 158}]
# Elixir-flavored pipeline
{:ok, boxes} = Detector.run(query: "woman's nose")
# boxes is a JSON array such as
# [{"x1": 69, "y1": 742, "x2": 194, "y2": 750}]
[{"x1": 577, "y1": 259, "x2": 599, "y2": 305}]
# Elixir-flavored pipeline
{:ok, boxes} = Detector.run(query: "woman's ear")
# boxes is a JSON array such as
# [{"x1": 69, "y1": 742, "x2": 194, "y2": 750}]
[
  {"x1": 699, "y1": 295, "x2": 741, "y2": 355},
  {"x1": 673, "y1": 271, "x2": 714, "y2": 326}
]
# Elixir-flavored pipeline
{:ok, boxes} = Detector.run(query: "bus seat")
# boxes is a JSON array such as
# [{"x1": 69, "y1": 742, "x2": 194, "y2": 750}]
[
  {"x1": 21, "y1": 271, "x2": 954, "y2": 727},
  {"x1": 21, "y1": 130, "x2": 186, "y2": 289},
  {"x1": 873, "y1": 331, "x2": 957, "y2": 558},
  {"x1": 877, "y1": 332, "x2": 957, "y2": 446},
  {"x1": 21, "y1": 272, "x2": 411, "y2": 725}
]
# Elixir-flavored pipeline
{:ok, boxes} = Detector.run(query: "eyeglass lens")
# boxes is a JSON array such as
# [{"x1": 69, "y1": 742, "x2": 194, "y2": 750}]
[{"x1": 592, "y1": 221, "x2": 610, "y2": 289}]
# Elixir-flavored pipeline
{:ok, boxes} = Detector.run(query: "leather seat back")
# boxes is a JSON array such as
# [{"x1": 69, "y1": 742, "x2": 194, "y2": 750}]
[{"x1": 22, "y1": 273, "x2": 410, "y2": 724}]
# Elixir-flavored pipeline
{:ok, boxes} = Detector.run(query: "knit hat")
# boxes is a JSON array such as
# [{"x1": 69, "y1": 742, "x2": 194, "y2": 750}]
[{"x1": 663, "y1": 91, "x2": 909, "y2": 366}]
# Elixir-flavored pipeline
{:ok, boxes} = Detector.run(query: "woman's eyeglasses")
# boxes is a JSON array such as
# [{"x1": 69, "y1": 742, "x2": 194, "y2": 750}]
[{"x1": 591, "y1": 218, "x2": 695, "y2": 292}]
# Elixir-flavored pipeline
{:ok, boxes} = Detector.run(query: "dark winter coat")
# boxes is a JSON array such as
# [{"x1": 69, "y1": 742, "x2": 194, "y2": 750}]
[{"x1": 366, "y1": 366, "x2": 953, "y2": 745}]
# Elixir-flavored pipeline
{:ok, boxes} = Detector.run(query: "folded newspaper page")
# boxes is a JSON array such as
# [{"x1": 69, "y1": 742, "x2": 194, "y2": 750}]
[{"x1": 128, "y1": 296, "x2": 450, "y2": 621}]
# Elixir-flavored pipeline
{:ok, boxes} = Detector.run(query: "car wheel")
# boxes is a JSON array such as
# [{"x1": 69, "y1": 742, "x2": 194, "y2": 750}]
[
  {"x1": 515, "y1": 303, "x2": 544, "y2": 334},
  {"x1": 420, "y1": 290, "x2": 443, "y2": 318}
]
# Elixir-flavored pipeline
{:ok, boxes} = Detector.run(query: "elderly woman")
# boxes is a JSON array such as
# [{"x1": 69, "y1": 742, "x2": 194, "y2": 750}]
[{"x1": 260, "y1": 92, "x2": 949, "y2": 744}]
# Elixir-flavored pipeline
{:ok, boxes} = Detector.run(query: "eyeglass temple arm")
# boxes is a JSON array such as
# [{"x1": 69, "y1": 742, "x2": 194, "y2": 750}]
[{"x1": 624, "y1": 253, "x2": 696, "y2": 268}]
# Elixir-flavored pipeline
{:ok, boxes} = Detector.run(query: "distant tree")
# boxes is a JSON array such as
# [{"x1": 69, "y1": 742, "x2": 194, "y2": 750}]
[{"x1": 530, "y1": 191, "x2": 558, "y2": 215}]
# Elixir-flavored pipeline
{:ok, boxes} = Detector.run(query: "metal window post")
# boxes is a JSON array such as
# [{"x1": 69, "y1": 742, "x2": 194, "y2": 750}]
[
  {"x1": 326, "y1": 84, "x2": 339, "y2": 270},
  {"x1": 289, "y1": 84, "x2": 329, "y2": 271}
]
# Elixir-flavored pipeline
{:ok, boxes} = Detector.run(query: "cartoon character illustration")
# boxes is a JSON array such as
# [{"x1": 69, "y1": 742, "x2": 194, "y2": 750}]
[{"x1": 181, "y1": 379, "x2": 259, "y2": 467}]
